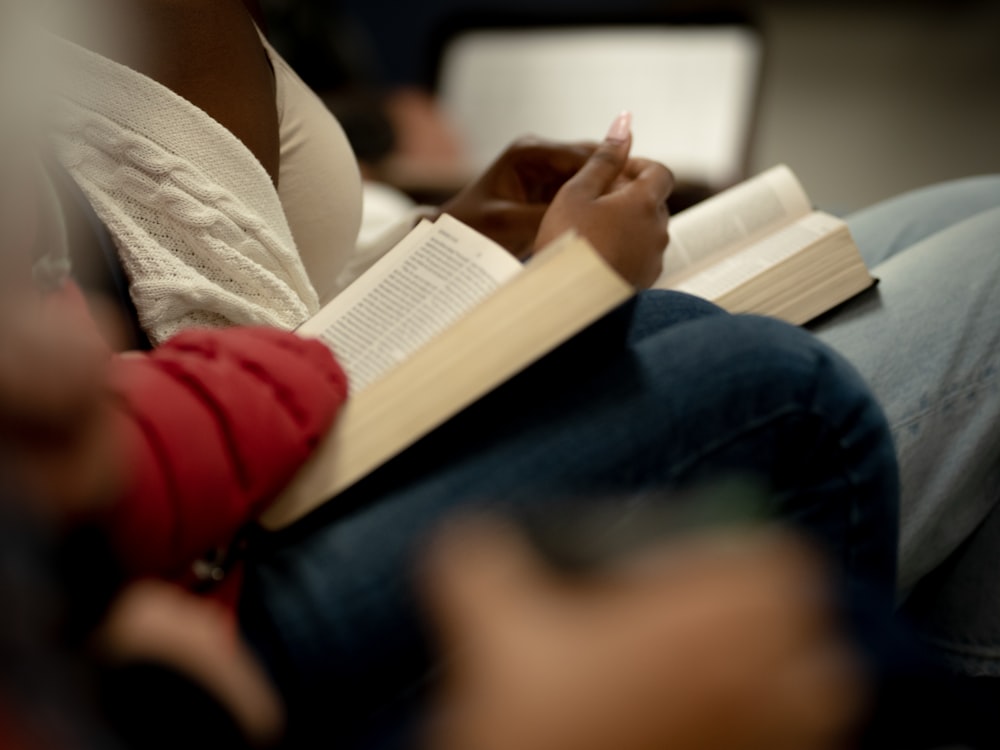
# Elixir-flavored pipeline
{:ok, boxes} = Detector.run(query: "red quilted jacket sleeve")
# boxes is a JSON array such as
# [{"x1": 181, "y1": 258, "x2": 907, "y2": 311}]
[{"x1": 105, "y1": 326, "x2": 348, "y2": 579}]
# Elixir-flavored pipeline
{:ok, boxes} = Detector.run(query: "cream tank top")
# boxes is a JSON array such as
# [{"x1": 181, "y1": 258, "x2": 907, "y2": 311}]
[{"x1": 263, "y1": 38, "x2": 364, "y2": 305}]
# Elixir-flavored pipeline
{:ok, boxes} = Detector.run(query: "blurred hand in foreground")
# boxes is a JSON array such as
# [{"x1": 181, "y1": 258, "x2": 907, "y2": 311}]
[
  {"x1": 97, "y1": 580, "x2": 285, "y2": 748},
  {"x1": 423, "y1": 520, "x2": 865, "y2": 750}
]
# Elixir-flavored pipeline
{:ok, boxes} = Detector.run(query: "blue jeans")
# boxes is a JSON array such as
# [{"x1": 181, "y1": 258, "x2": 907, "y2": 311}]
[
  {"x1": 812, "y1": 175, "x2": 1000, "y2": 675},
  {"x1": 240, "y1": 289, "x2": 899, "y2": 744}
]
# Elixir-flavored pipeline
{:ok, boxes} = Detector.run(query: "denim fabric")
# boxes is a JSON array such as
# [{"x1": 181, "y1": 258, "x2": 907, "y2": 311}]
[
  {"x1": 240, "y1": 292, "x2": 899, "y2": 745},
  {"x1": 815, "y1": 175, "x2": 1000, "y2": 674}
]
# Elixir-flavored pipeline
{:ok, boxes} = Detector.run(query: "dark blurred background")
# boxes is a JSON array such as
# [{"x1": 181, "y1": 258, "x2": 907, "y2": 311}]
[{"x1": 260, "y1": 0, "x2": 1000, "y2": 212}]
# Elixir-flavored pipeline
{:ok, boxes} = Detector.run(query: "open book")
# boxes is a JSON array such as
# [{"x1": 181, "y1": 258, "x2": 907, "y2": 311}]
[
  {"x1": 259, "y1": 217, "x2": 633, "y2": 528},
  {"x1": 655, "y1": 165, "x2": 874, "y2": 324},
  {"x1": 260, "y1": 167, "x2": 872, "y2": 529}
]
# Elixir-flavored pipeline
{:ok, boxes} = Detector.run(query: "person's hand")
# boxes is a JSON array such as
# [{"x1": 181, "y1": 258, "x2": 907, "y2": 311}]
[
  {"x1": 97, "y1": 580, "x2": 285, "y2": 747},
  {"x1": 440, "y1": 138, "x2": 601, "y2": 258},
  {"x1": 534, "y1": 112, "x2": 673, "y2": 287},
  {"x1": 423, "y1": 520, "x2": 865, "y2": 750}
]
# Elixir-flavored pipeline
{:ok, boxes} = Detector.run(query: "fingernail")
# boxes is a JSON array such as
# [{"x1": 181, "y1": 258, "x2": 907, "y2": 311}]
[{"x1": 606, "y1": 111, "x2": 632, "y2": 144}]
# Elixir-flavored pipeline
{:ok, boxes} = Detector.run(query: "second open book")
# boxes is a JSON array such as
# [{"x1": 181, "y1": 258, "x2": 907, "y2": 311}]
[
  {"x1": 655, "y1": 164, "x2": 874, "y2": 324},
  {"x1": 259, "y1": 165, "x2": 874, "y2": 529}
]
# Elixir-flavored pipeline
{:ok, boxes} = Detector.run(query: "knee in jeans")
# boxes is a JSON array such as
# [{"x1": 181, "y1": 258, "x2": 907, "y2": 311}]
[
  {"x1": 734, "y1": 316, "x2": 881, "y2": 414},
  {"x1": 628, "y1": 290, "x2": 728, "y2": 342},
  {"x1": 713, "y1": 315, "x2": 896, "y2": 471}
]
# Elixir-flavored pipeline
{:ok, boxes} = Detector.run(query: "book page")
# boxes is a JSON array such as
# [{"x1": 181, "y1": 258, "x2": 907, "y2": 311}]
[
  {"x1": 300, "y1": 215, "x2": 522, "y2": 395},
  {"x1": 669, "y1": 212, "x2": 845, "y2": 299},
  {"x1": 260, "y1": 233, "x2": 634, "y2": 529},
  {"x1": 659, "y1": 165, "x2": 813, "y2": 279}
]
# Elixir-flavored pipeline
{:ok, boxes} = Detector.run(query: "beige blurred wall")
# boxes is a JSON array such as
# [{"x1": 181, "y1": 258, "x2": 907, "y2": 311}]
[{"x1": 748, "y1": 1, "x2": 1000, "y2": 212}]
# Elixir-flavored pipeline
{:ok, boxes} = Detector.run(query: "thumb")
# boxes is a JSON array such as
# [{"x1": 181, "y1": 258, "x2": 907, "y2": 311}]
[
  {"x1": 422, "y1": 519, "x2": 555, "y2": 641},
  {"x1": 566, "y1": 111, "x2": 633, "y2": 198}
]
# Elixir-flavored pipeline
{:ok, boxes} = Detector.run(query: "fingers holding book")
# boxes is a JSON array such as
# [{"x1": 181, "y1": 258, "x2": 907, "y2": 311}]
[
  {"x1": 441, "y1": 137, "x2": 599, "y2": 259},
  {"x1": 439, "y1": 111, "x2": 673, "y2": 278},
  {"x1": 536, "y1": 112, "x2": 674, "y2": 287}
]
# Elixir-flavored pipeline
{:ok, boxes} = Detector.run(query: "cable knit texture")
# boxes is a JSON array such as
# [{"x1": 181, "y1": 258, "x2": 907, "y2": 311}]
[{"x1": 50, "y1": 38, "x2": 320, "y2": 345}]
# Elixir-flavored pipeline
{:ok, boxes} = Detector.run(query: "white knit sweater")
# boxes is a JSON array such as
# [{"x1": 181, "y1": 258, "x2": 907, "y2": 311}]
[{"x1": 51, "y1": 39, "x2": 320, "y2": 345}]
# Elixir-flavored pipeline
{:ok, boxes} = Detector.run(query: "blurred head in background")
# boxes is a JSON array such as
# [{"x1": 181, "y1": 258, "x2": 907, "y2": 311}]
[{"x1": 0, "y1": 10, "x2": 285, "y2": 748}]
